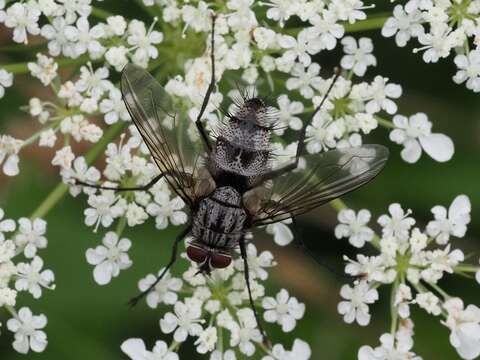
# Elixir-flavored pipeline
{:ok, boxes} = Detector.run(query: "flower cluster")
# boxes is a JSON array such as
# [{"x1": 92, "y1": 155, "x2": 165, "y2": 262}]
[
  {"x1": 0, "y1": 208, "x2": 54, "y2": 354},
  {"x1": 0, "y1": 0, "x2": 478, "y2": 359},
  {"x1": 336, "y1": 194, "x2": 480, "y2": 359},
  {"x1": 382, "y1": 0, "x2": 480, "y2": 92},
  {"x1": 120, "y1": 242, "x2": 309, "y2": 359}
]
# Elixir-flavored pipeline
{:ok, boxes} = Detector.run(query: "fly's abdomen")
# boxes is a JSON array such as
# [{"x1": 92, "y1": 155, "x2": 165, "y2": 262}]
[{"x1": 192, "y1": 187, "x2": 247, "y2": 249}]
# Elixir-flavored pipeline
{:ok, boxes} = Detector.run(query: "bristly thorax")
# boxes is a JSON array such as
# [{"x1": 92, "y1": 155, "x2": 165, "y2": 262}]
[{"x1": 208, "y1": 97, "x2": 276, "y2": 190}]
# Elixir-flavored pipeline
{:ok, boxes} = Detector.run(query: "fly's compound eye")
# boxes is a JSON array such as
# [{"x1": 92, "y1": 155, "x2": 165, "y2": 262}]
[
  {"x1": 209, "y1": 252, "x2": 232, "y2": 269},
  {"x1": 186, "y1": 245, "x2": 208, "y2": 264}
]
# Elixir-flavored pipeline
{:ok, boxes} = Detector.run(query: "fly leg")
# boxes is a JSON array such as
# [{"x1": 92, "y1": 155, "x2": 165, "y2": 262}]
[
  {"x1": 74, "y1": 173, "x2": 164, "y2": 192},
  {"x1": 239, "y1": 237, "x2": 271, "y2": 348},
  {"x1": 256, "y1": 69, "x2": 342, "y2": 184},
  {"x1": 129, "y1": 225, "x2": 191, "y2": 307},
  {"x1": 194, "y1": 14, "x2": 217, "y2": 153}
]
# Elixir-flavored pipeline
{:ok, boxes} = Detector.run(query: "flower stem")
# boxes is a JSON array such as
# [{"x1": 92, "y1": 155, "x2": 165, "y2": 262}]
[
  {"x1": 344, "y1": 14, "x2": 390, "y2": 33},
  {"x1": 91, "y1": 6, "x2": 114, "y2": 19},
  {"x1": 330, "y1": 198, "x2": 348, "y2": 212},
  {"x1": 2, "y1": 55, "x2": 90, "y2": 74},
  {"x1": 375, "y1": 116, "x2": 395, "y2": 129},
  {"x1": 389, "y1": 277, "x2": 400, "y2": 335},
  {"x1": 29, "y1": 122, "x2": 127, "y2": 220}
]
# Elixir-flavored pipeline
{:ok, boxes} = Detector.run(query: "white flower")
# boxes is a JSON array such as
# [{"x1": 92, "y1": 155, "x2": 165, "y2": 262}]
[
  {"x1": 138, "y1": 268, "x2": 182, "y2": 308},
  {"x1": 15, "y1": 256, "x2": 55, "y2": 299},
  {"x1": 27, "y1": 53, "x2": 58, "y2": 86},
  {"x1": 443, "y1": 298, "x2": 480, "y2": 360},
  {"x1": 390, "y1": 112, "x2": 454, "y2": 163},
  {"x1": 394, "y1": 283, "x2": 412, "y2": 319},
  {"x1": 420, "y1": 245, "x2": 464, "y2": 283},
  {"x1": 309, "y1": 10, "x2": 345, "y2": 50},
  {"x1": 75, "y1": 64, "x2": 111, "y2": 98},
  {"x1": 415, "y1": 24, "x2": 463, "y2": 63},
  {"x1": 0, "y1": 134, "x2": 23, "y2": 176},
  {"x1": 0, "y1": 68, "x2": 13, "y2": 99},
  {"x1": 41, "y1": 16, "x2": 75, "y2": 57},
  {"x1": 381, "y1": 5, "x2": 424, "y2": 47},
  {"x1": 65, "y1": 17, "x2": 105, "y2": 58},
  {"x1": 15, "y1": 218, "x2": 47, "y2": 258},
  {"x1": 273, "y1": 94, "x2": 304, "y2": 135},
  {"x1": 263, "y1": 0, "x2": 296, "y2": 26},
  {"x1": 61, "y1": 156, "x2": 101, "y2": 197},
  {"x1": 39, "y1": 129, "x2": 57, "y2": 147},
  {"x1": 125, "y1": 203, "x2": 148, "y2": 227},
  {"x1": 358, "y1": 331, "x2": 421, "y2": 360},
  {"x1": 427, "y1": 195, "x2": 471, "y2": 245},
  {"x1": 121, "y1": 338, "x2": 179, "y2": 360},
  {"x1": 278, "y1": 28, "x2": 322, "y2": 67},
  {"x1": 0, "y1": 239, "x2": 16, "y2": 264},
  {"x1": 341, "y1": 36, "x2": 376, "y2": 76},
  {"x1": 105, "y1": 46, "x2": 129, "y2": 72},
  {"x1": 4, "y1": 3, "x2": 41, "y2": 44},
  {"x1": 127, "y1": 19, "x2": 163, "y2": 67},
  {"x1": 454, "y1": 49, "x2": 480, "y2": 92},
  {"x1": 286, "y1": 63, "x2": 322, "y2": 99},
  {"x1": 305, "y1": 112, "x2": 341, "y2": 154},
  {"x1": 230, "y1": 308, "x2": 262, "y2": 356},
  {"x1": 266, "y1": 220, "x2": 294, "y2": 246},
  {"x1": 160, "y1": 298, "x2": 204, "y2": 342},
  {"x1": 378, "y1": 203, "x2": 415, "y2": 242},
  {"x1": 262, "y1": 339, "x2": 311, "y2": 360},
  {"x1": 235, "y1": 243, "x2": 275, "y2": 281},
  {"x1": 0, "y1": 287, "x2": 17, "y2": 307},
  {"x1": 57, "y1": 0, "x2": 92, "y2": 23},
  {"x1": 51, "y1": 145, "x2": 75, "y2": 169},
  {"x1": 85, "y1": 232, "x2": 132, "y2": 285},
  {"x1": 414, "y1": 292, "x2": 441, "y2": 315},
  {"x1": 99, "y1": 88, "x2": 131, "y2": 124},
  {"x1": 7, "y1": 307, "x2": 47, "y2": 354},
  {"x1": 344, "y1": 254, "x2": 390, "y2": 283},
  {"x1": 195, "y1": 326, "x2": 217, "y2": 354},
  {"x1": 146, "y1": 194, "x2": 187, "y2": 230},
  {"x1": 338, "y1": 280, "x2": 378, "y2": 326},
  {"x1": 409, "y1": 228, "x2": 428, "y2": 253},
  {"x1": 0, "y1": 208, "x2": 15, "y2": 242},
  {"x1": 335, "y1": 208, "x2": 374, "y2": 248},
  {"x1": 262, "y1": 289, "x2": 305, "y2": 332},
  {"x1": 84, "y1": 191, "x2": 125, "y2": 231},
  {"x1": 365, "y1": 76, "x2": 402, "y2": 115},
  {"x1": 210, "y1": 349, "x2": 237, "y2": 360}
]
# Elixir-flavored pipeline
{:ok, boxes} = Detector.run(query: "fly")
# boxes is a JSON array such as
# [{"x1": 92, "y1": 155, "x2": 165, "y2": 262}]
[{"x1": 76, "y1": 15, "x2": 389, "y2": 343}]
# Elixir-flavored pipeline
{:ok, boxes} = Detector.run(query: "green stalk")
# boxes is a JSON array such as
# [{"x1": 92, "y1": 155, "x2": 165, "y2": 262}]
[
  {"x1": 344, "y1": 14, "x2": 390, "y2": 33},
  {"x1": 29, "y1": 122, "x2": 127, "y2": 220},
  {"x1": 91, "y1": 6, "x2": 114, "y2": 20},
  {"x1": 2, "y1": 55, "x2": 90, "y2": 74}
]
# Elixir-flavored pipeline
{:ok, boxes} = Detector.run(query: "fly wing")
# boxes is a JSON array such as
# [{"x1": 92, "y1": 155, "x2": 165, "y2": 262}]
[
  {"x1": 121, "y1": 63, "x2": 208, "y2": 206},
  {"x1": 251, "y1": 144, "x2": 389, "y2": 226}
]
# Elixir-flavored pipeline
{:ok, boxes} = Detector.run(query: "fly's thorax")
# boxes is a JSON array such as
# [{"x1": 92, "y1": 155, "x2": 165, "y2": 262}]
[{"x1": 211, "y1": 138, "x2": 271, "y2": 177}]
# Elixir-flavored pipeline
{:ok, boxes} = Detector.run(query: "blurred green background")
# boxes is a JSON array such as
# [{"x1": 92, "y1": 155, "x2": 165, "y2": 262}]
[{"x1": 1, "y1": 2, "x2": 480, "y2": 359}]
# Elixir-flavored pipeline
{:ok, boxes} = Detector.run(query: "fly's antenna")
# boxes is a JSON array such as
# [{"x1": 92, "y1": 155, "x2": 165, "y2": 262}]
[{"x1": 311, "y1": 67, "x2": 342, "y2": 119}]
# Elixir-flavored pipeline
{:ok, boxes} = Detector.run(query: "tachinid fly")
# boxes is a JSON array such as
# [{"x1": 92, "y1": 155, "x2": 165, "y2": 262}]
[{"x1": 77, "y1": 16, "x2": 389, "y2": 342}]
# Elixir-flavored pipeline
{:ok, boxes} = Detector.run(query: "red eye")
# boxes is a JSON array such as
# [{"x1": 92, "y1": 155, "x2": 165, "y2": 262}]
[
  {"x1": 210, "y1": 253, "x2": 232, "y2": 269},
  {"x1": 187, "y1": 245, "x2": 208, "y2": 264}
]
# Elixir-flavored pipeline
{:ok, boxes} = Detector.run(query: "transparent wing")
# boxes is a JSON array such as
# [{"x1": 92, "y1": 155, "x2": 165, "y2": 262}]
[
  {"x1": 251, "y1": 144, "x2": 389, "y2": 226},
  {"x1": 121, "y1": 63, "x2": 208, "y2": 206}
]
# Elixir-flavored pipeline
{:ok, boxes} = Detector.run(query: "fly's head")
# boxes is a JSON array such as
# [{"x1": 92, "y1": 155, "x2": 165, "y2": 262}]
[{"x1": 186, "y1": 242, "x2": 232, "y2": 275}]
